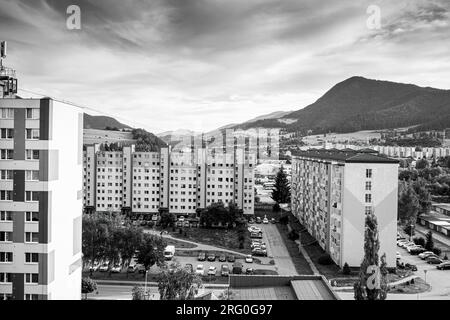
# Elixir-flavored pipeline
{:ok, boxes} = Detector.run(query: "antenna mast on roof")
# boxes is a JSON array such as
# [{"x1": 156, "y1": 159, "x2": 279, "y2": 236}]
[{"x1": 0, "y1": 41, "x2": 18, "y2": 98}]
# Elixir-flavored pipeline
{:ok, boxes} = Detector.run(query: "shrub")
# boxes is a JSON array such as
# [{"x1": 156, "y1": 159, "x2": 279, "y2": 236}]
[
  {"x1": 404, "y1": 225, "x2": 415, "y2": 236},
  {"x1": 273, "y1": 203, "x2": 281, "y2": 212},
  {"x1": 318, "y1": 254, "x2": 334, "y2": 265},
  {"x1": 444, "y1": 254, "x2": 448, "y2": 260},
  {"x1": 279, "y1": 214, "x2": 289, "y2": 225},
  {"x1": 342, "y1": 263, "x2": 351, "y2": 275},
  {"x1": 287, "y1": 230, "x2": 299, "y2": 241},
  {"x1": 432, "y1": 247, "x2": 442, "y2": 256},
  {"x1": 413, "y1": 237, "x2": 425, "y2": 247}
]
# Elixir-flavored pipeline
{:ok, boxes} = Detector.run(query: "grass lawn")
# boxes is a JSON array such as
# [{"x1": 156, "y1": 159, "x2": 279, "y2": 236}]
[
  {"x1": 168, "y1": 227, "x2": 251, "y2": 254},
  {"x1": 275, "y1": 222, "x2": 313, "y2": 275}
]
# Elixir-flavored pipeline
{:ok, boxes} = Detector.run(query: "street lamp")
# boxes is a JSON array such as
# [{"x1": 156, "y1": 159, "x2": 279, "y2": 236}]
[
  {"x1": 424, "y1": 269, "x2": 427, "y2": 284},
  {"x1": 410, "y1": 224, "x2": 414, "y2": 241},
  {"x1": 144, "y1": 270, "x2": 149, "y2": 300}
]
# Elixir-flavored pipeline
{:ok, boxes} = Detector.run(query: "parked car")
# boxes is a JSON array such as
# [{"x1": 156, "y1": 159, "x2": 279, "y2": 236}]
[
  {"x1": 409, "y1": 247, "x2": 426, "y2": 255},
  {"x1": 185, "y1": 263, "x2": 193, "y2": 273},
  {"x1": 195, "y1": 265, "x2": 205, "y2": 276},
  {"x1": 127, "y1": 264, "x2": 137, "y2": 273},
  {"x1": 396, "y1": 252, "x2": 401, "y2": 260},
  {"x1": 246, "y1": 268, "x2": 254, "y2": 275},
  {"x1": 227, "y1": 255, "x2": 235, "y2": 263},
  {"x1": 263, "y1": 217, "x2": 269, "y2": 224},
  {"x1": 218, "y1": 254, "x2": 227, "y2": 262},
  {"x1": 178, "y1": 216, "x2": 185, "y2": 222},
  {"x1": 245, "y1": 255, "x2": 253, "y2": 263},
  {"x1": 137, "y1": 264, "x2": 146, "y2": 274},
  {"x1": 252, "y1": 248, "x2": 267, "y2": 257},
  {"x1": 183, "y1": 221, "x2": 190, "y2": 227},
  {"x1": 405, "y1": 263, "x2": 417, "y2": 271},
  {"x1": 198, "y1": 252, "x2": 206, "y2": 261},
  {"x1": 270, "y1": 218, "x2": 276, "y2": 224},
  {"x1": 256, "y1": 217, "x2": 262, "y2": 224},
  {"x1": 232, "y1": 262, "x2": 243, "y2": 274},
  {"x1": 406, "y1": 245, "x2": 423, "y2": 253},
  {"x1": 221, "y1": 264, "x2": 230, "y2": 277},
  {"x1": 99, "y1": 262, "x2": 110, "y2": 272},
  {"x1": 426, "y1": 256, "x2": 443, "y2": 264},
  {"x1": 207, "y1": 253, "x2": 216, "y2": 262},
  {"x1": 436, "y1": 261, "x2": 450, "y2": 270},
  {"x1": 89, "y1": 262, "x2": 101, "y2": 272},
  {"x1": 111, "y1": 265, "x2": 122, "y2": 273},
  {"x1": 250, "y1": 232, "x2": 263, "y2": 239},
  {"x1": 418, "y1": 251, "x2": 435, "y2": 259},
  {"x1": 248, "y1": 218, "x2": 255, "y2": 224},
  {"x1": 248, "y1": 226, "x2": 262, "y2": 233},
  {"x1": 207, "y1": 266, "x2": 217, "y2": 276}
]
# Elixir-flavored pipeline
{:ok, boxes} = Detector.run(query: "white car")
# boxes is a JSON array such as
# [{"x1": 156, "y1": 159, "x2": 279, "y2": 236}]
[
  {"x1": 89, "y1": 262, "x2": 100, "y2": 272},
  {"x1": 195, "y1": 265, "x2": 205, "y2": 276},
  {"x1": 262, "y1": 217, "x2": 269, "y2": 224},
  {"x1": 396, "y1": 252, "x2": 401, "y2": 260},
  {"x1": 407, "y1": 245, "x2": 423, "y2": 253},
  {"x1": 419, "y1": 251, "x2": 437, "y2": 260},
  {"x1": 178, "y1": 216, "x2": 185, "y2": 222},
  {"x1": 99, "y1": 262, "x2": 110, "y2": 272},
  {"x1": 207, "y1": 266, "x2": 217, "y2": 276},
  {"x1": 111, "y1": 265, "x2": 122, "y2": 273},
  {"x1": 245, "y1": 255, "x2": 253, "y2": 263}
]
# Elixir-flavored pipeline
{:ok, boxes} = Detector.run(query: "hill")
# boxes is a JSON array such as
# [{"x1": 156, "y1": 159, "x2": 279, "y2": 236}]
[
  {"x1": 235, "y1": 76, "x2": 450, "y2": 134},
  {"x1": 83, "y1": 113, "x2": 132, "y2": 130}
]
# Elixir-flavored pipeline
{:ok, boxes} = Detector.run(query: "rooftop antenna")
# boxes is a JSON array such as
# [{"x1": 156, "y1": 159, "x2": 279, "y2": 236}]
[{"x1": 0, "y1": 41, "x2": 18, "y2": 98}]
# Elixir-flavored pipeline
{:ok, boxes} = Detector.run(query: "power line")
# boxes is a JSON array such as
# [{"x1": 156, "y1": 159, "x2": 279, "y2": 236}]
[{"x1": 18, "y1": 88, "x2": 165, "y2": 133}]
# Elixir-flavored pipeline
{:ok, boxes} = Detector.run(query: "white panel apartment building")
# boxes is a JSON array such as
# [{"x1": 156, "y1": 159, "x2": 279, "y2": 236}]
[
  {"x1": 83, "y1": 146, "x2": 255, "y2": 216},
  {"x1": 291, "y1": 149, "x2": 398, "y2": 268},
  {"x1": 0, "y1": 98, "x2": 83, "y2": 300}
]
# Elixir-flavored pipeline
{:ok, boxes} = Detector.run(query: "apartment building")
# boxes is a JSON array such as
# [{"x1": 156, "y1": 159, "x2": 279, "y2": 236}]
[
  {"x1": 83, "y1": 146, "x2": 255, "y2": 216},
  {"x1": 291, "y1": 149, "x2": 398, "y2": 268},
  {"x1": 0, "y1": 97, "x2": 84, "y2": 300}
]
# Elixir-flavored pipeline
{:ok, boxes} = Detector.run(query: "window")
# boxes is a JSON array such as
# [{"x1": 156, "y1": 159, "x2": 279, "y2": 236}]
[
  {"x1": 25, "y1": 273, "x2": 39, "y2": 284},
  {"x1": 26, "y1": 150, "x2": 40, "y2": 160},
  {"x1": 0, "y1": 190, "x2": 13, "y2": 201},
  {"x1": 0, "y1": 232, "x2": 12, "y2": 242},
  {"x1": 366, "y1": 169, "x2": 372, "y2": 178},
  {"x1": 0, "y1": 170, "x2": 13, "y2": 180},
  {"x1": 25, "y1": 191, "x2": 40, "y2": 202},
  {"x1": 0, "y1": 128, "x2": 13, "y2": 139},
  {"x1": 0, "y1": 252, "x2": 13, "y2": 262},
  {"x1": 0, "y1": 211, "x2": 12, "y2": 221},
  {"x1": 25, "y1": 170, "x2": 39, "y2": 181},
  {"x1": 25, "y1": 212, "x2": 39, "y2": 222},
  {"x1": 365, "y1": 206, "x2": 372, "y2": 215},
  {"x1": 26, "y1": 129, "x2": 40, "y2": 140},
  {"x1": 26, "y1": 108, "x2": 39, "y2": 119},
  {"x1": 365, "y1": 181, "x2": 372, "y2": 191},
  {"x1": 0, "y1": 273, "x2": 12, "y2": 283},
  {"x1": 25, "y1": 232, "x2": 39, "y2": 243},
  {"x1": 365, "y1": 194, "x2": 372, "y2": 203},
  {"x1": 0, "y1": 108, "x2": 14, "y2": 119},
  {"x1": 25, "y1": 294, "x2": 39, "y2": 300},
  {"x1": 0, "y1": 149, "x2": 13, "y2": 160},
  {"x1": 25, "y1": 252, "x2": 39, "y2": 263}
]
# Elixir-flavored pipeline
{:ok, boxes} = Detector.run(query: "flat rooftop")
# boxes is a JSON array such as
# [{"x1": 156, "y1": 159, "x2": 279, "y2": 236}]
[
  {"x1": 292, "y1": 148, "x2": 398, "y2": 164},
  {"x1": 228, "y1": 275, "x2": 339, "y2": 300}
]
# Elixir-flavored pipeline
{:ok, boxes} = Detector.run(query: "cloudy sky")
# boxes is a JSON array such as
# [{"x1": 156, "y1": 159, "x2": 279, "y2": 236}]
[{"x1": 0, "y1": 0, "x2": 449, "y2": 133}]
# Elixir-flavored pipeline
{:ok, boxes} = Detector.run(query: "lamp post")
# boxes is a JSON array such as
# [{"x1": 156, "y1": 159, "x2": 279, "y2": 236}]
[
  {"x1": 410, "y1": 224, "x2": 414, "y2": 241},
  {"x1": 144, "y1": 270, "x2": 149, "y2": 300},
  {"x1": 424, "y1": 269, "x2": 427, "y2": 284}
]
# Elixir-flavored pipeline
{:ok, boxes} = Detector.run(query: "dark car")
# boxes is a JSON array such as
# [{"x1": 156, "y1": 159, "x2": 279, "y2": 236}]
[
  {"x1": 232, "y1": 262, "x2": 243, "y2": 274},
  {"x1": 207, "y1": 253, "x2": 216, "y2": 262},
  {"x1": 426, "y1": 256, "x2": 443, "y2": 264},
  {"x1": 256, "y1": 217, "x2": 262, "y2": 224},
  {"x1": 252, "y1": 248, "x2": 267, "y2": 257},
  {"x1": 218, "y1": 254, "x2": 227, "y2": 262},
  {"x1": 409, "y1": 247, "x2": 426, "y2": 255},
  {"x1": 405, "y1": 263, "x2": 417, "y2": 271},
  {"x1": 227, "y1": 255, "x2": 235, "y2": 263},
  {"x1": 246, "y1": 268, "x2": 254, "y2": 275},
  {"x1": 248, "y1": 218, "x2": 255, "y2": 224},
  {"x1": 198, "y1": 252, "x2": 206, "y2": 261},
  {"x1": 185, "y1": 263, "x2": 193, "y2": 273},
  {"x1": 270, "y1": 218, "x2": 276, "y2": 224},
  {"x1": 437, "y1": 261, "x2": 450, "y2": 270}
]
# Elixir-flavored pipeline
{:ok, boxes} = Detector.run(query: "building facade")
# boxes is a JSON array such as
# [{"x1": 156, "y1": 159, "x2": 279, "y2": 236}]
[
  {"x1": 291, "y1": 149, "x2": 398, "y2": 268},
  {"x1": 0, "y1": 98, "x2": 84, "y2": 300},
  {"x1": 83, "y1": 146, "x2": 256, "y2": 216}
]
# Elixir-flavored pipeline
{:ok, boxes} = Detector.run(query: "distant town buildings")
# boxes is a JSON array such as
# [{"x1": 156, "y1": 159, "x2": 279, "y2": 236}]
[
  {"x1": 291, "y1": 148, "x2": 398, "y2": 268},
  {"x1": 83, "y1": 146, "x2": 256, "y2": 216}
]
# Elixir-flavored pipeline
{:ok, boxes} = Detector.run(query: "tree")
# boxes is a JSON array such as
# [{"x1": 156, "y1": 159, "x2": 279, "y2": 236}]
[
  {"x1": 354, "y1": 212, "x2": 388, "y2": 300},
  {"x1": 157, "y1": 262, "x2": 202, "y2": 300},
  {"x1": 425, "y1": 231, "x2": 434, "y2": 251},
  {"x1": 117, "y1": 226, "x2": 143, "y2": 278},
  {"x1": 271, "y1": 166, "x2": 291, "y2": 203},
  {"x1": 160, "y1": 211, "x2": 176, "y2": 229},
  {"x1": 136, "y1": 233, "x2": 167, "y2": 274},
  {"x1": 398, "y1": 184, "x2": 420, "y2": 225},
  {"x1": 415, "y1": 158, "x2": 429, "y2": 170},
  {"x1": 411, "y1": 178, "x2": 432, "y2": 214},
  {"x1": 81, "y1": 277, "x2": 97, "y2": 300}
]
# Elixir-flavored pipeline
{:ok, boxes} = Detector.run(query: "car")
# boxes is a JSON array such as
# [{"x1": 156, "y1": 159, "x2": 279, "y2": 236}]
[
  {"x1": 207, "y1": 266, "x2": 217, "y2": 276},
  {"x1": 400, "y1": 241, "x2": 414, "y2": 248},
  {"x1": 245, "y1": 255, "x2": 253, "y2": 263},
  {"x1": 409, "y1": 247, "x2": 426, "y2": 255},
  {"x1": 137, "y1": 264, "x2": 146, "y2": 274},
  {"x1": 250, "y1": 232, "x2": 263, "y2": 239},
  {"x1": 248, "y1": 226, "x2": 262, "y2": 233},
  {"x1": 419, "y1": 251, "x2": 436, "y2": 260},
  {"x1": 426, "y1": 256, "x2": 443, "y2": 264},
  {"x1": 207, "y1": 253, "x2": 216, "y2": 262},
  {"x1": 396, "y1": 252, "x2": 401, "y2": 260},
  {"x1": 246, "y1": 268, "x2": 254, "y2": 275},
  {"x1": 397, "y1": 240, "x2": 409, "y2": 247},
  {"x1": 227, "y1": 255, "x2": 235, "y2": 263},
  {"x1": 127, "y1": 264, "x2": 137, "y2": 273},
  {"x1": 198, "y1": 252, "x2": 206, "y2": 261},
  {"x1": 111, "y1": 265, "x2": 122, "y2": 273},
  {"x1": 262, "y1": 217, "x2": 269, "y2": 224},
  {"x1": 256, "y1": 217, "x2": 262, "y2": 224},
  {"x1": 252, "y1": 248, "x2": 267, "y2": 257},
  {"x1": 185, "y1": 263, "x2": 193, "y2": 273},
  {"x1": 178, "y1": 216, "x2": 185, "y2": 222},
  {"x1": 436, "y1": 261, "x2": 450, "y2": 270},
  {"x1": 99, "y1": 262, "x2": 110, "y2": 272},
  {"x1": 195, "y1": 265, "x2": 205, "y2": 276},
  {"x1": 183, "y1": 221, "x2": 190, "y2": 227},
  {"x1": 406, "y1": 244, "x2": 422, "y2": 252},
  {"x1": 218, "y1": 254, "x2": 227, "y2": 262},
  {"x1": 221, "y1": 264, "x2": 230, "y2": 276},
  {"x1": 232, "y1": 262, "x2": 243, "y2": 274},
  {"x1": 270, "y1": 218, "x2": 276, "y2": 224},
  {"x1": 249, "y1": 218, "x2": 255, "y2": 224},
  {"x1": 405, "y1": 263, "x2": 417, "y2": 271},
  {"x1": 89, "y1": 262, "x2": 101, "y2": 272}
]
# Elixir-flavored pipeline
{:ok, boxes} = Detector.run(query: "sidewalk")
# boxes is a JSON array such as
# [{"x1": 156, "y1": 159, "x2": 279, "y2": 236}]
[
  {"x1": 332, "y1": 275, "x2": 419, "y2": 291},
  {"x1": 295, "y1": 239, "x2": 320, "y2": 275}
]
